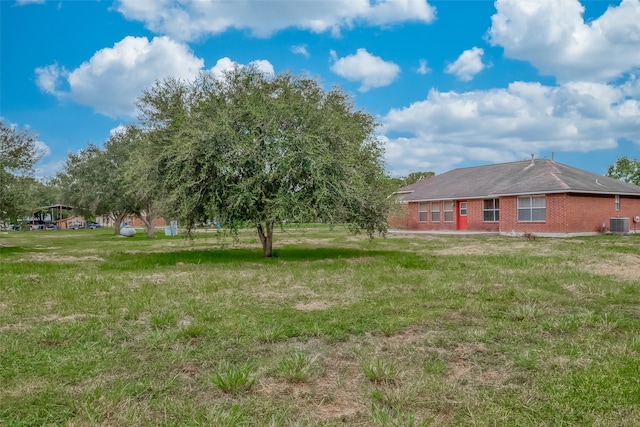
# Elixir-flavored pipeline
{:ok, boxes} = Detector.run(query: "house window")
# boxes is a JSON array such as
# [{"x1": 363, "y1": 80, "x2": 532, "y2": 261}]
[
  {"x1": 459, "y1": 202, "x2": 467, "y2": 216},
  {"x1": 430, "y1": 201, "x2": 440, "y2": 222},
  {"x1": 418, "y1": 202, "x2": 428, "y2": 222},
  {"x1": 483, "y1": 199, "x2": 499, "y2": 222},
  {"x1": 615, "y1": 195, "x2": 620, "y2": 211},
  {"x1": 518, "y1": 196, "x2": 546, "y2": 222},
  {"x1": 443, "y1": 201, "x2": 454, "y2": 222}
]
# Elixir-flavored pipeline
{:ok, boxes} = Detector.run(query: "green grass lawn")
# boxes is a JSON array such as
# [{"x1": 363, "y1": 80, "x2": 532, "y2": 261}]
[{"x1": 1, "y1": 227, "x2": 639, "y2": 426}]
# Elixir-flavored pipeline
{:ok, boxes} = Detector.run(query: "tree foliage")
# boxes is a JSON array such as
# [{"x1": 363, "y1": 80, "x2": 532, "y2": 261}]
[
  {"x1": 606, "y1": 156, "x2": 640, "y2": 186},
  {"x1": 137, "y1": 67, "x2": 390, "y2": 256},
  {"x1": 56, "y1": 126, "x2": 163, "y2": 237},
  {"x1": 385, "y1": 171, "x2": 435, "y2": 192},
  {"x1": 56, "y1": 134, "x2": 137, "y2": 235},
  {"x1": 401, "y1": 171, "x2": 435, "y2": 187},
  {"x1": 0, "y1": 121, "x2": 44, "y2": 224},
  {"x1": 122, "y1": 125, "x2": 163, "y2": 237}
]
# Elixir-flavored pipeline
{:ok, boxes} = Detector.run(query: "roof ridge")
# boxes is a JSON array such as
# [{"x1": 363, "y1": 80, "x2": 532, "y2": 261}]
[{"x1": 447, "y1": 158, "x2": 533, "y2": 173}]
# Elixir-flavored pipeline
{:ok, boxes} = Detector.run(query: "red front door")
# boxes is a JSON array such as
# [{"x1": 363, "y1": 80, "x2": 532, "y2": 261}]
[{"x1": 457, "y1": 200, "x2": 468, "y2": 230}]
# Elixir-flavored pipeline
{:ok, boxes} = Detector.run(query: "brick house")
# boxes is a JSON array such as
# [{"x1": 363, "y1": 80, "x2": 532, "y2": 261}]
[{"x1": 389, "y1": 159, "x2": 640, "y2": 236}]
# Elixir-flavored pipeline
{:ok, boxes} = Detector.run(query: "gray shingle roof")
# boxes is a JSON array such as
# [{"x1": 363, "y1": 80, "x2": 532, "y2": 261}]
[{"x1": 398, "y1": 159, "x2": 640, "y2": 202}]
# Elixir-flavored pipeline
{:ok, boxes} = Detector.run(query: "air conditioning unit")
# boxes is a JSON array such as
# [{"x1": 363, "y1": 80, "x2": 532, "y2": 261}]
[{"x1": 610, "y1": 217, "x2": 630, "y2": 234}]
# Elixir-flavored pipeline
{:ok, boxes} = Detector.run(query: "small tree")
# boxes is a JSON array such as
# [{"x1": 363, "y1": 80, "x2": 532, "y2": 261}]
[
  {"x1": 607, "y1": 157, "x2": 640, "y2": 186},
  {"x1": 57, "y1": 138, "x2": 136, "y2": 235},
  {"x1": 138, "y1": 68, "x2": 389, "y2": 257}
]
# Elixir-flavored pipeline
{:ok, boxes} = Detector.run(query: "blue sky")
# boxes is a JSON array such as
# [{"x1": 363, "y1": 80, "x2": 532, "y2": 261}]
[{"x1": 2, "y1": 0, "x2": 639, "y2": 179}]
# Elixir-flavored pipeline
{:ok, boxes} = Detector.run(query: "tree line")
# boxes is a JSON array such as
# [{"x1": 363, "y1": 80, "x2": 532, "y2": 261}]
[{"x1": 4, "y1": 67, "x2": 638, "y2": 256}]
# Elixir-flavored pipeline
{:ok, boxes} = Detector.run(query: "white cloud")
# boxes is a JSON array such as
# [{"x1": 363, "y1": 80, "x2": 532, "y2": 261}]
[
  {"x1": 489, "y1": 0, "x2": 640, "y2": 83},
  {"x1": 34, "y1": 140, "x2": 51, "y2": 158},
  {"x1": 35, "y1": 158, "x2": 65, "y2": 180},
  {"x1": 382, "y1": 81, "x2": 639, "y2": 175},
  {"x1": 109, "y1": 124, "x2": 129, "y2": 138},
  {"x1": 417, "y1": 59, "x2": 430, "y2": 75},
  {"x1": 291, "y1": 44, "x2": 310, "y2": 58},
  {"x1": 330, "y1": 48, "x2": 400, "y2": 92},
  {"x1": 445, "y1": 47, "x2": 485, "y2": 82},
  {"x1": 35, "y1": 63, "x2": 68, "y2": 95},
  {"x1": 209, "y1": 57, "x2": 275, "y2": 80},
  {"x1": 621, "y1": 73, "x2": 640, "y2": 98},
  {"x1": 210, "y1": 57, "x2": 237, "y2": 80},
  {"x1": 250, "y1": 59, "x2": 275, "y2": 76},
  {"x1": 35, "y1": 36, "x2": 204, "y2": 117},
  {"x1": 115, "y1": 0, "x2": 435, "y2": 41},
  {"x1": 32, "y1": 139, "x2": 60, "y2": 179},
  {"x1": 36, "y1": 37, "x2": 275, "y2": 118}
]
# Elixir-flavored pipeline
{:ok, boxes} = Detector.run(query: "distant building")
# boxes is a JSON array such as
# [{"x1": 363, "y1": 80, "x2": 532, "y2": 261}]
[{"x1": 97, "y1": 215, "x2": 166, "y2": 228}]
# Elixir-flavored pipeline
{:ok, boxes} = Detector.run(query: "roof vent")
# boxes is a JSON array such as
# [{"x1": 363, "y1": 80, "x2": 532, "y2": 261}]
[{"x1": 610, "y1": 217, "x2": 629, "y2": 234}]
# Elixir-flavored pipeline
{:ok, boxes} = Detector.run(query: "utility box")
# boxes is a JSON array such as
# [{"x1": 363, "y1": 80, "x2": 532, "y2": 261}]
[
  {"x1": 164, "y1": 220, "x2": 178, "y2": 236},
  {"x1": 610, "y1": 217, "x2": 629, "y2": 234}
]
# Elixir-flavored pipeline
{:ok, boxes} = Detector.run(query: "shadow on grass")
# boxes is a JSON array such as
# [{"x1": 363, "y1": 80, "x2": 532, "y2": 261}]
[
  {"x1": 102, "y1": 247, "x2": 402, "y2": 271},
  {"x1": 0, "y1": 245, "x2": 26, "y2": 255}
]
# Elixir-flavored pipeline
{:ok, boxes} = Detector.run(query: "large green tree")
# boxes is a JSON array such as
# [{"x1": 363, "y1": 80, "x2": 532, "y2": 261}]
[
  {"x1": 0, "y1": 121, "x2": 44, "y2": 225},
  {"x1": 138, "y1": 67, "x2": 389, "y2": 257},
  {"x1": 606, "y1": 156, "x2": 640, "y2": 186}
]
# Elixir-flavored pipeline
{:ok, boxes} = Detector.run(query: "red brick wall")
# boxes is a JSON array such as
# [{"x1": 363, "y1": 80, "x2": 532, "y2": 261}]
[
  {"x1": 499, "y1": 195, "x2": 566, "y2": 234},
  {"x1": 500, "y1": 193, "x2": 640, "y2": 234},
  {"x1": 405, "y1": 201, "x2": 453, "y2": 230},
  {"x1": 403, "y1": 200, "x2": 500, "y2": 231},
  {"x1": 564, "y1": 194, "x2": 640, "y2": 233},
  {"x1": 127, "y1": 216, "x2": 167, "y2": 227},
  {"x1": 465, "y1": 199, "x2": 500, "y2": 232},
  {"x1": 387, "y1": 204, "x2": 409, "y2": 229},
  {"x1": 400, "y1": 194, "x2": 640, "y2": 234}
]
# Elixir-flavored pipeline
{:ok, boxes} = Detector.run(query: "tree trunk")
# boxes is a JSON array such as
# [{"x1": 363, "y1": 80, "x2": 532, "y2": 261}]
[
  {"x1": 140, "y1": 211, "x2": 155, "y2": 238},
  {"x1": 257, "y1": 221, "x2": 273, "y2": 258},
  {"x1": 111, "y1": 212, "x2": 127, "y2": 235}
]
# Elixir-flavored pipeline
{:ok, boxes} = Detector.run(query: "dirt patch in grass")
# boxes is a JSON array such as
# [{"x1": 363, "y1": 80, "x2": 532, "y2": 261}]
[
  {"x1": 277, "y1": 237, "x2": 334, "y2": 246},
  {"x1": 433, "y1": 240, "x2": 558, "y2": 256},
  {"x1": 42, "y1": 313, "x2": 94, "y2": 323},
  {"x1": 445, "y1": 342, "x2": 511, "y2": 387},
  {"x1": 17, "y1": 253, "x2": 105, "y2": 262},
  {"x1": 546, "y1": 355, "x2": 592, "y2": 370},
  {"x1": 345, "y1": 235, "x2": 369, "y2": 242},
  {"x1": 382, "y1": 325, "x2": 430, "y2": 346},
  {"x1": 122, "y1": 245, "x2": 225, "y2": 255},
  {"x1": 344, "y1": 256, "x2": 380, "y2": 265},
  {"x1": 579, "y1": 254, "x2": 640, "y2": 281},
  {"x1": 295, "y1": 301, "x2": 332, "y2": 311},
  {"x1": 133, "y1": 271, "x2": 193, "y2": 285},
  {"x1": 250, "y1": 285, "x2": 318, "y2": 303},
  {"x1": 255, "y1": 350, "x2": 366, "y2": 423},
  {"x1": 0, "y1": 323, "x2": 26, "y2": 332},
  {"x1": 2, "y1": 378, "x2": 49, "y2": 399}
]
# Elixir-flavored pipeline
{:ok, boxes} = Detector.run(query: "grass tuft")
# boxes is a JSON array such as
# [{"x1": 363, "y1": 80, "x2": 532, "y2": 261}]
[
  {"x1": 209, "y1": 363, "x2": 256, "y2": 394},
  {"x1": 363, "y1": 359, "x2": 398, "y2": 384},
  {"x1": 277, "y1": 351, "x2": 318, "y2": 383}
]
